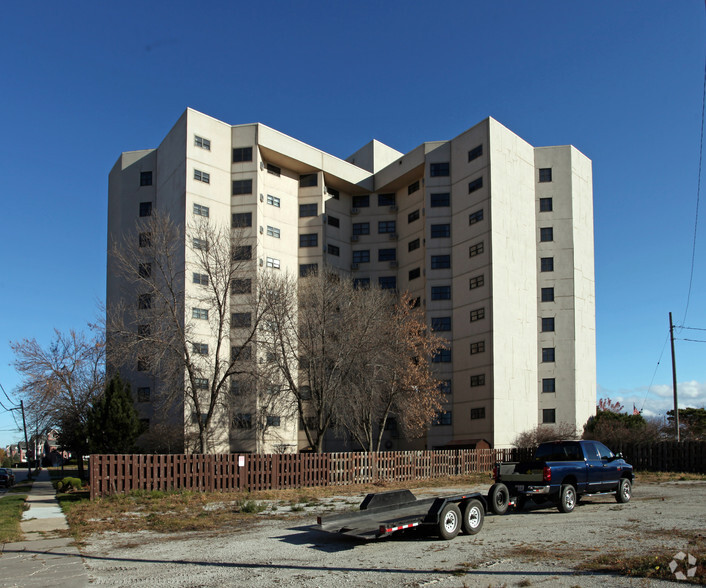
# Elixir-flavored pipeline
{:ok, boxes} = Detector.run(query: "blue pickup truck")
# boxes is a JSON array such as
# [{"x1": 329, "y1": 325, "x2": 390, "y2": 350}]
[{"x1": 488, "y1": 440, "x2": 634, "y2": 514}]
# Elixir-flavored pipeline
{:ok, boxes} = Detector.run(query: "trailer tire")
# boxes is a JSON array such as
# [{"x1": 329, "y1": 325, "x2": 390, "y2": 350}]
[
  {"x1": 461, "y1": 499, "x2": 484, "y2": 535},
  {"x1": 616, "y1": 478, "x2": 631, "y2": 503},
  {"x1": 558, "y1": 484, "x2": 576, "y2": 513},
  {"x1": 489, "y1": 483, "x2": 510, "y2": 515},
  {"x1": 438, "y1": 503, "x2": 462, "y2": 540}
]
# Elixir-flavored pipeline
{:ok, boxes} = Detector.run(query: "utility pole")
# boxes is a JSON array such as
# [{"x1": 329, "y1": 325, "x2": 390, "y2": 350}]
[
  {"x1": 669, "y1": 312, "x2": 680, "y2": 442},
  {"x1": 20, "y1": 400, "x2": 32, "y2": 480}
]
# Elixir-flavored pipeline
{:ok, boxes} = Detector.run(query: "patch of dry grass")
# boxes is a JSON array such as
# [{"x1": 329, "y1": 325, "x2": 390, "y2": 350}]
[{"x1": 635, "y1": 471, "x2": 706, "y2": 483}]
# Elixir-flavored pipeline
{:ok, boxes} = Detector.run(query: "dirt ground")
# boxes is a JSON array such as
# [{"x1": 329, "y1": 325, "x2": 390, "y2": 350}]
[{"x1": 80, "y1": 480, "x2": 705, "y2": 587}]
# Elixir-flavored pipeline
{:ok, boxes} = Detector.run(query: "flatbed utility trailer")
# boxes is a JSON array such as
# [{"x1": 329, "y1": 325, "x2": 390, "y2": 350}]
[{"x1": 316, "y1": 489, "x2": 486, "y2": 541}]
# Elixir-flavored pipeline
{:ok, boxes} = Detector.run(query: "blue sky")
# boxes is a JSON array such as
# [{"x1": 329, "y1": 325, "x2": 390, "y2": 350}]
[{"x1": 1, "y1": 1, "x2": 705, "y2": 447}]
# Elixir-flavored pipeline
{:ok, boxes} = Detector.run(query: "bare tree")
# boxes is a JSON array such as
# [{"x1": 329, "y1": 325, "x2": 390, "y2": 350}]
[
  {"x1": 11, "y1": 327, "x2": 105, "y2": 477},
  {"x1": 108, "y1": 211, "x2": 267, "y2": 453},
  {"x1": 342, "y1": 293, "x2": 448, "y2": 451},
  {"x1": 512, "y1": 423, "x2": 579, "y2": 448}
]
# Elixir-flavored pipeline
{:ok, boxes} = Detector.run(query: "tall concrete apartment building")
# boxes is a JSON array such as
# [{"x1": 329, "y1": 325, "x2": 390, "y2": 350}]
[{"x1": 107, "y1": 108, "x2": 596, "y2": 452}]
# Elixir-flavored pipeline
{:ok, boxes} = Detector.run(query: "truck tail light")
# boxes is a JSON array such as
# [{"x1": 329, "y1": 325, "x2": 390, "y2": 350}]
[{"x1": 543, "y1": 465, "x2": 551, "y2": 482}]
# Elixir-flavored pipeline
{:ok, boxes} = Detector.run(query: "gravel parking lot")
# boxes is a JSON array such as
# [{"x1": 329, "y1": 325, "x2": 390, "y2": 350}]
[{"x1": 81, "y1": 480, "x2": 705, "y2": 587}]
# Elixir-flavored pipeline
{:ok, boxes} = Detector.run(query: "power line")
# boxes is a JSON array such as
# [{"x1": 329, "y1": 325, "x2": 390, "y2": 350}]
[{"x1": 678, "y1": 337, "x2": 706, "y2": 343}]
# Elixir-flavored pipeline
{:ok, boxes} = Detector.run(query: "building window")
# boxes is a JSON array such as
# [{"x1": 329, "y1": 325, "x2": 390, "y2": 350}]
[
  {"x1": 233, "y1": 413, "x2": 252, "y2": 429},
  {"x1": 352, "y1": 250, "x2": 370, "y2": 263},
  {"x1": 541, "y1": 287, "x2": 555, "y2": 302},
  {"x1": 232, "y1": 245, "x2": 252, "y2": 260},
  {"x1": 299, "y1": 173, "x2": 318, "y2": 187},
  {"x1": 432, "y1": 348, "x2": 452, "y2": 363},
  {"x1": 327, "y1": 187, "x2": 340, "y2": 199},
  {"x1": 408, "y1": 238, "x2": 420, "y2": 252},
  {"x1": 470, "y1": 374, "x2": 485, "y2": 387},
  {"x1": 267, "y1": 225, "x2": 281, "y2": 238},
  {"x1": 138, "y1": 262, "x2": 151, "y2": 278},
  {"x1": 430, "y1": 192, "x2": 450, "y2": 207},
  {"x1": 353, "y1": 222, "x2": 370, "y2": 235},
  {"x1": 327, "y1": 244, "x2": 340, "y2": 256},
  {"x1": 540, "y1": 227, "x2": 553, "y2": 242},
  {"x1": 232, "y1": 346, "x2": 252, "y2": 362},
  {"x1": 300, "y1": 263, "x2": 318, "y2": 277},
  {"x1": 540, "y1": 197, "x2": 553, "y2": 212},
  {"x1": 409, "y1": 267, "x2": 421, "y2": 280},
  {"x1": 542, "y1": 378, "x2": 556, "y2": 393},
  {"x1": 469, "y1": 242, "x2": 484, "y2": 257},
  {"x1": 541, "y1": 257, "x2": 554, "y2": 272},
  {"x1": 432, "y1": 411, "x2": 452, "y2": 426},
  {"x1": 438, "y1": 380, "x2": 452, "y2": 395},
  {"x1": 299, "y1": 203, "x2": 318, "y2": 217},
  {"x1": 378, "y1": 193, "x2": 396, "y2": 206},
  {"x1": 378, "y1": 248, "x2": 396, "y2": 262},
  {"x1": 194, "y1": 135, "x2": 210, "y2": 150},
  {"x1": 539, "y1": 168, "x2": 553, "y2": 183},
  {"x1": 378, "y1": 220, "x2": 396, "y2": 234},
  {"x1": 230, "y1": 380, "x2": 250, "y2": 396},
  {"x1": 430, "y1": 162, "x2": 450, "y2": 177},
  {"x1": 542, "y1": 408, "x2": 556, "y2": 423},
  {"x1": 431, "y1": 255, "x2": 450, "y2": 269},
  {"x1": 137, "y1": 387, "x2": 151, "y2": 402},
  {"x1": 378, "y1": 276, "x2": 397, "y2": 290},
  {"x1": 231, "y1": 312, "x2": 252, "y2": 328},
  {"x1": 469, "y1": 274, "x2": 484, "y2": 289},
  {"x1": 470, "y1": 307, "x2": 485, "y2": 322},
  {"x1": 352, "y1": 194, "x2": 370, "y2": 208},
  {"x1": 353, "y1": 277, "x2": 370, "y2": 289},
  {"x1": 267, "y1": 194, "x2": 280, "y2": 207},
  {"x1": 232, "y1": 212, "x2": 252, "y2": 228},
  {"x1": 430, "y1": 224, "x2": 450, "y2": 238},
  {"x1": 232, "y1": 179, "x2": 252, "y2": 195},
  {"x1": 468, "y1": 144, "x2": 483, "y2": 162},
  {"x1": 411, "y1": 296, "x2": 421, "y2": 307},
  {"x1": 192, "y1": 308, "x2": 209, "y2": 320},
  {"x1": 193, "y1": 343, "x2": 209, "y2": 355},
  {"x1": 193, "y1": 272, "x2": 209, "y2": 286},
  {"x1": 542, "y1": 348, "x2": 555, "y2": 362},
  {"x1": 469, "y1": 209, "x2": 483, "y2": 225},
  {"x1": 139, "y1": 202, "x2": 152, "y2": 217},
  {"x1": 138, "y1": 232, "x2": 152, "y2": 248},
  {"x1": 431, "y1": 285, "x2": 451, "y2": 300},
  {"x1": 138, "y1": 294, "x2": 152, "y2": 310},
  {"x1": 432, "y1": 317, "x2": 451, "y2": 331},
  {"x1": 137, "y1": 356, "x2": 149, "y2": 371},
  {"x1": 299, "y1": 233, "x2": 318, "y2": 248},
  {"x1": 471, "y1": 407, "x2": 486, "y2": 420},
  {"x1": 193, "y1": 203, "x2": 209, "y2": 217},
  {"x1": 193, "y1": 237, "x2": 208, "y2": 251},
  {"x1": 470, "y1": 341, "x2": 485, "y2": 355},
  {"x1": 140, "y1": 171, "x2": 152, "y2": 186},
  {"x1": 408, "y1": 180, "x2": 420, "y2": 195},
  {"x1": 328, "y1": 215, "x2": 340, "y2": 228},
  {"x1": 231, "y1": 278, "x2": 251, "y2": 294},
  {"x1": 266, "y1": 257, "x2": 281, "y2": 269},
  {"x1": 266, "y1": 415, "x2": 281, "y2": 427},
  {"x1": 232, "y1": 147, "x2": 253, "y2": 162},
  {"x1": 542, "y1": 317, "x2": 555, "y2": 332},
  {"x1": 408, "y1": 209, "x2": 420, "y2": 223},
  {"x1": 266, "y1": 163, "x2": 281, "y2": 177},
  {"x1": 194, "y1": 169, "x2": 210, "y2": 184},
  {"x1": 468, "y1": 177, "x2": 483, "y2": 193}
]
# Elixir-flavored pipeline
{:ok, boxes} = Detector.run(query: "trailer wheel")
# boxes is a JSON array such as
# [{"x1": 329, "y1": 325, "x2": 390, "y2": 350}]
[
  {"x1": 558, "y1": 484, "x2": 576, "y2": 513},
  {"x1": 489, "y1": 483, "x2": 510, "y2": 515},
  {"x1": 461, "y1": 499, "x2": 484, "y2": 535},
  {"x1": 616, "y1": 478, "x2": 631, "y2": 503},
  {"x1": 438, "y1": 503, "x2": 461, "y2": 540}
]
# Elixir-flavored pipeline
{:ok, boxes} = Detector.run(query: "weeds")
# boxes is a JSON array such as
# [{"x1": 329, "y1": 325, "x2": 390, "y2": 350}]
[{"x1": 0, "y1": 494, "x2": 29, "y2": 543}]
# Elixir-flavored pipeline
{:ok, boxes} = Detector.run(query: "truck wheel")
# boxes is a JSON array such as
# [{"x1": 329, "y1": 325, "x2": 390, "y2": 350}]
[
  {"x1": 558, "y1": 484, "x2": 576, "y2": 513},
  {"x1": 438, "y1": 503, "x2": 461, "y2": 540},
  {"x1": 461, "y1": 499, "x2": 484, "y2": 535},
  {"x1": 489, "y1": 483, "x2": 510, "y2": 515},
  {"x1": 616, "y1": 478, "x2": 631, "y2": 503}
]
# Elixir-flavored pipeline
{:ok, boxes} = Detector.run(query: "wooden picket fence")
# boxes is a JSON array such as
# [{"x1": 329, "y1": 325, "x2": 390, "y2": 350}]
[{"x1": 89, "y1": 442, "x2": 705, "y2": 499}]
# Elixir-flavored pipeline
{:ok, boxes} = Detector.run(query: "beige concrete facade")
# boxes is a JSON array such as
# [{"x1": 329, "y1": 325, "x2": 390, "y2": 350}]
[{"x1": 107, "y1": 108, "x2": 596, "y2": 452}]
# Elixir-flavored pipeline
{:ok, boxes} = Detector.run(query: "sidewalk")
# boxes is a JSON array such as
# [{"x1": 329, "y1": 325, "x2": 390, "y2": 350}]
[{"x1": 0, "y1": 469, "x2": 90, "y2": 587}]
